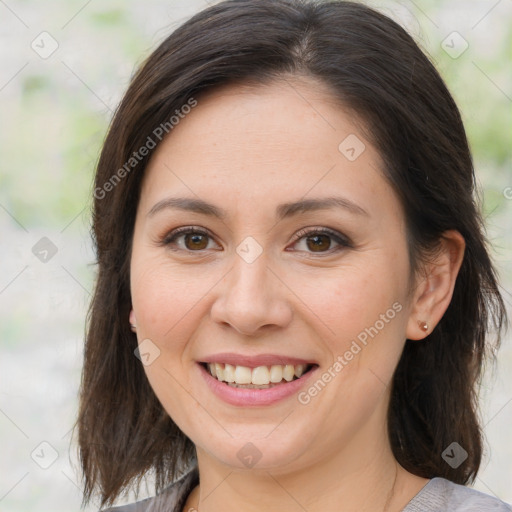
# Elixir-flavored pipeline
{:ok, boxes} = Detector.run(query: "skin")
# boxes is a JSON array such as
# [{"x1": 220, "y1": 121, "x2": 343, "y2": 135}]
[{"x1": 129, "y1": 78, "x2": 465, "y2": 512}]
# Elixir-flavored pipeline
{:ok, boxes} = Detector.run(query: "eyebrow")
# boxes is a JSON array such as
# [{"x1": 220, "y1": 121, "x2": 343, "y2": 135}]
[{"x1": 147, "y1": 195, "x2": 369, "y2": 220}]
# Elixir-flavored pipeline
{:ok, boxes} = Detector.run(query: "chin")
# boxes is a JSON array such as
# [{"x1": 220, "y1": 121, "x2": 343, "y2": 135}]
[{"x1": 193, "y1": 422, "x2": 317, "y2": 472}]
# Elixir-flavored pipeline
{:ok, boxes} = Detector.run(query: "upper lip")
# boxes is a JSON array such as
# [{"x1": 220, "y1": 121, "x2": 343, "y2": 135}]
[{"x1": 200, "y1": 353, "x2": 317, "y2": 368}]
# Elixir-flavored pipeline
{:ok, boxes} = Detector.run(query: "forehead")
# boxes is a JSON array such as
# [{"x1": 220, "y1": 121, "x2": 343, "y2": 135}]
[{"x1": 138, "y1": 78, "x2": 401, "y2": 223}]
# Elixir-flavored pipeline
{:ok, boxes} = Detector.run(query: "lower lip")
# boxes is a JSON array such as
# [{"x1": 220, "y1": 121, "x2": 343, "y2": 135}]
[{"x1": 198, "y1": 363, "x2": 318, "y2": 406}]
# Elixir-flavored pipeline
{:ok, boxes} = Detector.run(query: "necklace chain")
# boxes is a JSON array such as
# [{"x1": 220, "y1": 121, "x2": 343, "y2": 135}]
[{"x1": 382, "y1": 463, "x2": 399, "y2": 512}]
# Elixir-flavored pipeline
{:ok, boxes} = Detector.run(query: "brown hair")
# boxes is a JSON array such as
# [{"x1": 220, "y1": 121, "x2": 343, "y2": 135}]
[{"x1": 77, "y1": 0, "x2": 507, "y2": 507}]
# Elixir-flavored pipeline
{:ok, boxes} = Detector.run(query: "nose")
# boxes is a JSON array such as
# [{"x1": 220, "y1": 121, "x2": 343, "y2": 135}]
[{"x1": 210, "y1": 252, "x2": 293, "y2": 336}]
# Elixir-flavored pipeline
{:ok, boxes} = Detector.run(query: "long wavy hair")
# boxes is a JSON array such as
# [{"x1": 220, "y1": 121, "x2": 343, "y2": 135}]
[{"x1": 76, "y1": 0, "x2": 507, "y2": 507}]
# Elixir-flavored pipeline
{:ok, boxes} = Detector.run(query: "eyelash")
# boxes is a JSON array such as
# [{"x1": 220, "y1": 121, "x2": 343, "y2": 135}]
[
  {"x1": 161, "y1": 226, "x2": 352, "y2": 255},
  {"x1": 291, "y1": 227, "x2": 352, "y2": 253}
]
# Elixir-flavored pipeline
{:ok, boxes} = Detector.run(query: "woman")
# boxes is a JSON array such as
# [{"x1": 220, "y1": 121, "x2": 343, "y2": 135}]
[{"x1": 77, "y1": 1, "x2": 511, "y2": 510}]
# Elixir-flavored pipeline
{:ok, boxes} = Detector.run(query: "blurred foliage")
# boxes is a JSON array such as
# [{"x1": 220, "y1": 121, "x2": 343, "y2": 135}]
[{"x1": 90, "y1": 8, "x2": 127, "y2": 25}]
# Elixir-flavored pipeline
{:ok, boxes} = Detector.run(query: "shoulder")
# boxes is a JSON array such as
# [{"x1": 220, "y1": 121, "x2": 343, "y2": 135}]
[
  {"x1": 404, "y1": 477, "x2": 512, "y2": 512},
  {"x1": 100, "y1": 467, "x2": 199, "y2": 512}
]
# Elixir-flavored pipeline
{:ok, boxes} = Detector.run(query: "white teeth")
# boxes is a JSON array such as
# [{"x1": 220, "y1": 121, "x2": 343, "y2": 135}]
[
  {"x1": 223, "y1": 363, "x2": 235, "y2": 383},
  {"x1": 228, "y1": 382, "x2": 273, "y2": 389},
  {"x1": 283, "y1": 364, "x2": 295, "y2": 382},
  {"x1": 206, "y1": 362, "x2": 311, "y2": 386},
  {"x1": 269, "y1": 365, "x2": 283, "y2": 383},
  {"x1": 214, "y1": 363, "x2": 224, "y2": 381},
  {"x1": 234, "y1": 365, "x2": 252, "y2": 384},
  {"x1": 252, "y1": 366, "x2": 270, "y2": 385},
  {"x1": 294, "y1": 364, "x2": 306, "y2": 378}
]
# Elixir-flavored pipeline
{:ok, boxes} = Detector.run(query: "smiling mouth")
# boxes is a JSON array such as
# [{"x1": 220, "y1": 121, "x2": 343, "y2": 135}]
[{"x1": 201, "y1": 362, "x2": 316, "y2": 389}]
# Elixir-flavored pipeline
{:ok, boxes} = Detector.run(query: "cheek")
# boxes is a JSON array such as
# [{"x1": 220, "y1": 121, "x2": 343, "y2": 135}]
[
  {"x1": 130, "y1": 258, "x2": 208, "y2": 421},
  {"x1": 131, "y1": 256, "x2": 215, "y2": 344},
  {"x1": 304, "y1": 263, "x2": 400, "y2": 333},
  {"x1": 300, "y1": 258, "x2": 408, "y2": 374}
]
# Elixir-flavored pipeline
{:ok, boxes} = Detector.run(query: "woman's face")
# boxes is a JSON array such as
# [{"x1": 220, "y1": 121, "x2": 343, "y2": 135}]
[{"x1": 130, "y1": 79, "x2": 419, "y2": 473}]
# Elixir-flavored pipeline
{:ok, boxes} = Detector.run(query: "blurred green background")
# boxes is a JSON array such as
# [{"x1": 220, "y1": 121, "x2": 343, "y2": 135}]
[{"x1": 0, "y1": 0, "x2": 510, "y2": 510}]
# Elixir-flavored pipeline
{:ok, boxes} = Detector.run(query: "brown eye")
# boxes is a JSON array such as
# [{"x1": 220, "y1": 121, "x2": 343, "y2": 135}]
[
  {"x1": 290, "y1": 227, "x2": 351, "y2": 255},
  {"x1": 183, "y1": 232, "x2": 208, "y2": 250},
  {"x1": 162, "y1": 227, "x2": 219, "y2": 252},
  {"x1": 305, "y1": 234, "x2": 332, "y2": 252}
]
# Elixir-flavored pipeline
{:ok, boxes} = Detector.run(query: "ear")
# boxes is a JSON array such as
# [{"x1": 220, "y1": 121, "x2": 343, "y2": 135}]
[{"x1": 406, "y1": 230, "x2": 465, "y2": 340}]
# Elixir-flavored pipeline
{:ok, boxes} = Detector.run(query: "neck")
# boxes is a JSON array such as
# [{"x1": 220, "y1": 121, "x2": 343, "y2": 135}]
[{"x1": 185, "y1": 415, "x2": 428, "y2": 512}]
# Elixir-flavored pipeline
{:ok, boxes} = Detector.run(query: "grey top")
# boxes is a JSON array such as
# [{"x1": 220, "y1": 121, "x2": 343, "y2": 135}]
[{"x1": 103, "y1": 466, "x2": 512, "y2": 512}]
